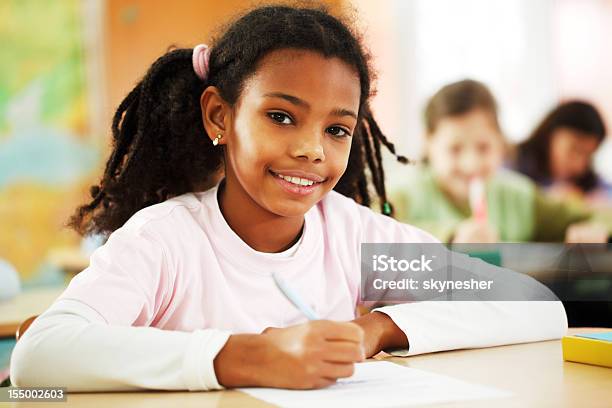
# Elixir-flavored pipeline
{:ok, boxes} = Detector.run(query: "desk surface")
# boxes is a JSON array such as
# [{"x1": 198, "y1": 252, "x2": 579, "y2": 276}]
[
  {"x1": 0, "y1": 286, "x2": 65, "y2": 338},
  {"x1": 6, "y1": 328, "x2": 608, "y2": 408}
]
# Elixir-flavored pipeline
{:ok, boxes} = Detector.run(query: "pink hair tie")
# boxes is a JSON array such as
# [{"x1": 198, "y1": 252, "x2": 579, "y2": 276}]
[{"x1": 192, "y1": 44, "x2": 211, "y2": 81}]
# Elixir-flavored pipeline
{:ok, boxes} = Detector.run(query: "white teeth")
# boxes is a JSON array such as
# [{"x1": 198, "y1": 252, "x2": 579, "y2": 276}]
[{"x1": 275, "y1": 172, "x2": 317, "y2": 186}]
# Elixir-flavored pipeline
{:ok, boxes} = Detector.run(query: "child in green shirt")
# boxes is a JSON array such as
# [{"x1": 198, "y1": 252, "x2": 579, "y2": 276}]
[{"x1": 392, "y1": 79, "x2": 608, "y2": 243}]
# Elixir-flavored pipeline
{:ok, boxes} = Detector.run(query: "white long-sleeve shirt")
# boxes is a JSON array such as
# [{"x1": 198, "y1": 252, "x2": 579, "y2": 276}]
[{"x1": 10, "y1": 185, "x2": 568, "y2": 391}]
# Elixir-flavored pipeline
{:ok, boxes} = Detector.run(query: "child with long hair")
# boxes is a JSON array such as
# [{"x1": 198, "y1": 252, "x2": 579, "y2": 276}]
[
  {"x1": 515, "y1": 101, "x2": 609, "y2": 201},
  {"x1": 11, "y1": 6, "x2": 566, "y2": 391}
]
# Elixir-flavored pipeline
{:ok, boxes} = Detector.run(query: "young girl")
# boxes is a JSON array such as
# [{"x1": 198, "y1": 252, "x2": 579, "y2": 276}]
[
  {"x1": 11, "y1": 6, "x2": 566, "y2": 391},
  {"x1": 515, "y1": 101, "x2": 609, "y2": 202},
  {"x1": 392, "y1": 79, "x2": 608, "y2": 243}
]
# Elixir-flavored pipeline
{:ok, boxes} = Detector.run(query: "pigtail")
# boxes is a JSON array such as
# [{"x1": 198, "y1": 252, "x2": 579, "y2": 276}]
[
  {"x1": 69, "y1": 49, "x2": 223, "y2": 236},
  {"x1": 364, "y1": 109, "x2": 410, "y2": 216},
  {"x1": 335, "y1": 105, "x2": 410, "y2": 217}
]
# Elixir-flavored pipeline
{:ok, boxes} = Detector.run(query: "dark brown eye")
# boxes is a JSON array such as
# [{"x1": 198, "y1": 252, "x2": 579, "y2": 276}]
[
  {"x1": 327, "y1": 126, "x2": 350, "y2": 138},
  {"x1": 268, "y1": 112, "x2": 293, "y2": 124}
]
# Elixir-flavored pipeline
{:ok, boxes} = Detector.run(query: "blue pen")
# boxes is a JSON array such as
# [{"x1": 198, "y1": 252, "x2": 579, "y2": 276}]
[{"x1": 272, "y1": 272, "x2": 320, "y2": 320}]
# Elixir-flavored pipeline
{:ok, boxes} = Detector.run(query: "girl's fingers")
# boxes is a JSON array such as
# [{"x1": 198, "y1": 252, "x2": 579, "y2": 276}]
[
  {"x1": 314, "y1": 377, "x2": 338, "y2": 389},
  {"x1": 320, "y1": 361, "x2": 356, "y2": 379},
  {"x1": 322, "y1": 342, "x2": 365, "y2": 363},
  {"x1": 320, "y1": 321, "x2": 364, "y2": 343}
]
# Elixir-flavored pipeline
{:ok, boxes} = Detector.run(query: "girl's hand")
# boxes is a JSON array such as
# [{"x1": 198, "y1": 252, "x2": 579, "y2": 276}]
[
  {"x1": 214, "y1": 320, "x2": 365, "y2": 389},
  {"x1": 565, "y1": 221, "x2": 609, "y2": 243},
  {"x1": 453, "y1": 219, "x2": 499, "y2": 243},
  {"x1": 352, "y1": 312, "x2": 408, "y2": 357}
]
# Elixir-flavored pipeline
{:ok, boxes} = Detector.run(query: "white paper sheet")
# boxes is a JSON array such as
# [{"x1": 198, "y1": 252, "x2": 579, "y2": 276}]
[{"x1": 239, "y1": 361, "x2": 512, "y2": 407}]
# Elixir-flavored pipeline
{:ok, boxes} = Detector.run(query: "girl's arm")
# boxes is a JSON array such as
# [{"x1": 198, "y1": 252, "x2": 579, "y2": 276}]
[
  {"x1": 11, "y1": 299, "x2": 365, "y2": 391},
  {"x1": 359, "y1": 301, "x2": 566, "y2": 357},
  {"x1": 351, "y1": 200, "x2": 568, "y2": 357},
  {"x1": 352, "y1": 311, "x2": 408, "y2": 357},
  {"x1": 11, "y1": 219, "x2": 366, "y2": 391},
  {"x1": 10, "y1": 299, "x2": 231, "y2": 391}
]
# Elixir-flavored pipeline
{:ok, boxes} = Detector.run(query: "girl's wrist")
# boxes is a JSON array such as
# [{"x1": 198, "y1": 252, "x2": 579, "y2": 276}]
[
  {"x1": 353, "y1": 311, "x2": 408, "y2": 356},
  {"x1": 213, "y1": 333, "x2": 269, "y2": 388}
]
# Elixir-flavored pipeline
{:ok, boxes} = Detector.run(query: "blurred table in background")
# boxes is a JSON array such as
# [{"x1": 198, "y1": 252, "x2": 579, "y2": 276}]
[
  {"x1": 47, "y1": 248, "x2": 89, "y2": 278},
  {"x1": 0, "y1": 286, "x2": 65, "y2": 338}
]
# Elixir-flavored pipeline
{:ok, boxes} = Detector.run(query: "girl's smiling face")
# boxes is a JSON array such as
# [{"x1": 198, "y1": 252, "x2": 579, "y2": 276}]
[{"x1": 217, "y1": 49, "x2": 361, "y2": 217}]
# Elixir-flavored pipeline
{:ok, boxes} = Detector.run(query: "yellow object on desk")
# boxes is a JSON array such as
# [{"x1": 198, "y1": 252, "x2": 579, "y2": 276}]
[{"x1": 562, "y1": 332, "x2": 612, "y2": 368}]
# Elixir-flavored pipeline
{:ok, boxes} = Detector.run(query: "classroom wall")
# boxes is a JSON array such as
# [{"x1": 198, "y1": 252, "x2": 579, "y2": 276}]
[
  {"x1": 0, "y1": 0, "x2": 96, "y2": 283},
  {"x1": 104, "y1": 0, "x2": 345, "y2": 123}
]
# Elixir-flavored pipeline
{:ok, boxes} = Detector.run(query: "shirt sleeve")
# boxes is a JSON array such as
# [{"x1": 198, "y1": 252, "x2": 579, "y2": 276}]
[
  {"x1": 10, "y1": 223, "x2": 232, "y2": 391},
  {"x1": 57, "y1": 225, "x2": 170, "y2": 326},
  {"x1": 374, "y1": 301, "x2": 567, "y2": 356},
  {"x1": 10, "y1": 299, "x2": 231, "y2": 391}
]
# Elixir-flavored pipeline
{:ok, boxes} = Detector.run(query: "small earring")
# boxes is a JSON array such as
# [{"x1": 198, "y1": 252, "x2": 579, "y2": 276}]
[{"x1": 212, "y1": 133, "x2": 223, "y2": 146}]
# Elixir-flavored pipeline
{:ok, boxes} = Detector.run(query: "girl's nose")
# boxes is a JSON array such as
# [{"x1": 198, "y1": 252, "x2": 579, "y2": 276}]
[
  {"x1": 291, "y1": 132, "x2": 325, "y2": 163},
  {"x1": 459, "y1": 150, "x2": 479, "y2": 176}
]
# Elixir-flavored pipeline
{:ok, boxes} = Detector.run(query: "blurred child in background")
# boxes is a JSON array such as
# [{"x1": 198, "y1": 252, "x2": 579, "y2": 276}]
[
  {"x1": 515, "y1": 101, "x2": 609, "y2": 204},
  {"x1": 391, "y1": 79, "x2": 609, "y2": 243}
]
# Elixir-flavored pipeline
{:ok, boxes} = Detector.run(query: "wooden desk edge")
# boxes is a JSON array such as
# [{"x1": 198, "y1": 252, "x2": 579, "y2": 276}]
[{"x1": 0, "y1": 324, "x2": 18, "y2": 339}]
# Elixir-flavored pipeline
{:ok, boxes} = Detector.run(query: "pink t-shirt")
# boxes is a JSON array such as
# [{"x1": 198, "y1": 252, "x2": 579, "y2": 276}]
[
  {"x1": 59, "y1": 183, "x2": 437, "y2": 333},
  {"x1": 13, "y1": 183, "x2": 567, "y2": 392}
]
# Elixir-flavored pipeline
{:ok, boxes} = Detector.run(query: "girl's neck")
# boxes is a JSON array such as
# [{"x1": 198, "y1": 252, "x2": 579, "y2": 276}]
[{"x1": 218, "y1": 179, "x2": 305, "y2": 253}]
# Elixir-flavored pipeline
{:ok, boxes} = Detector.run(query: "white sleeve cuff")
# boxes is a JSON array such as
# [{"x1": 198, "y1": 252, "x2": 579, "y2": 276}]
[
  {"x1": 374, "y1": 301, "x2": 567, "y2": 357},
  {"x1": 182, "y1": 329, "x2": 232, "y2": 390}
]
